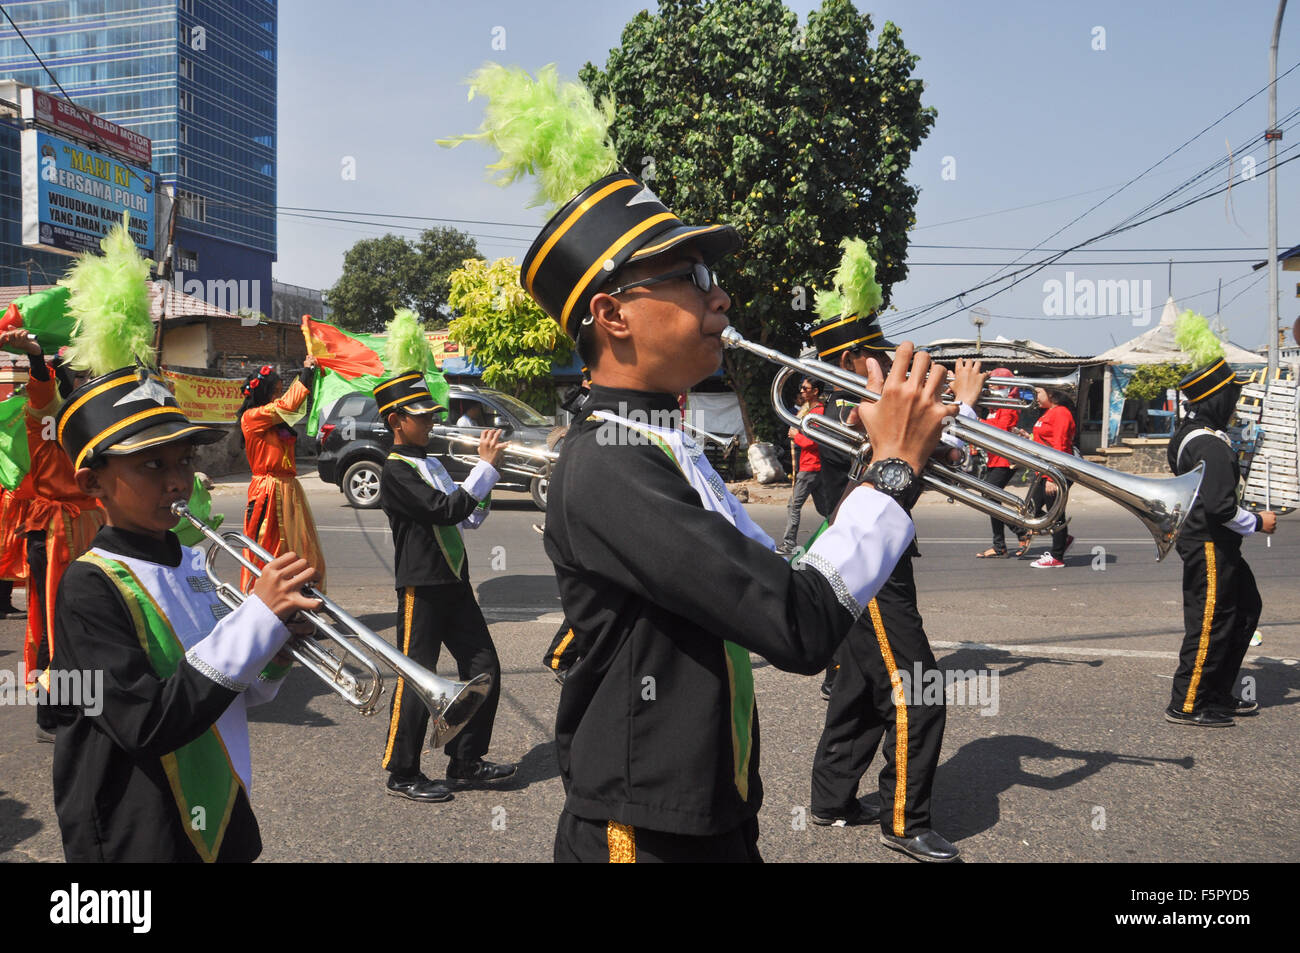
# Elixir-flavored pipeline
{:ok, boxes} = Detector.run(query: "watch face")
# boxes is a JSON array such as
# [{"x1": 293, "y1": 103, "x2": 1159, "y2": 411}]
[{"x1": 880, "y1": 462, "x2": 909, "y2": 490}]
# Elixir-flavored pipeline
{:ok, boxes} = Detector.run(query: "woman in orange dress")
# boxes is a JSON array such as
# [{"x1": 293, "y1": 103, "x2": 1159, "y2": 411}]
[
  {"x1": 0, "y1": 483, "x2": 32, "y2": 615},
  {"x1": 237, "y1": 356, "x2": 326, "y2": 593}
]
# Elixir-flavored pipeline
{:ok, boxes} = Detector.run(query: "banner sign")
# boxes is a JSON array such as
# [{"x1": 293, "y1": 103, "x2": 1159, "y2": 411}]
[
  {"x1": 428, "y1": 329, "x2": 462, "y2": 369},
  {"x1": 163, "y1": 370, "x2": 242, "y2": 424},
  {"x1": 21, "y1": 86, "x2": 153, "y2": 167},
  {"x1": 21, "y1": 129, "x2": 156, "y2": 258}
]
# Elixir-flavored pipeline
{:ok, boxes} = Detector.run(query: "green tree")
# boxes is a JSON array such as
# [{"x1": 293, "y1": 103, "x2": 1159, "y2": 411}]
[
  {"x1": 448, "y1": 257, "x2": 574, "y2": 409},
  {"x1": 325, "y1": 227, "x2": 480, "y2": 333},
  {"x1": 581, "y1": 0, "x2": 935, "y2": 441},
  {"x1": 1126, "y1": 363, "x2": 1191, "y2": 400}
]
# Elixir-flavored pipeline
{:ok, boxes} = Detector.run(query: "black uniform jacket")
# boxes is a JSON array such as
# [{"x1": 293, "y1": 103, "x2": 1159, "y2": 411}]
[
  {"x1": 543, "y1": 386, "x2": 859, "y2": 836},
  {"x1": 51, "y1": 527, "x2": 261, "y2": 863},
  {"x1": 1168, "y1": 421, "x2": 1250, "y2": 550},
  {"x1": 380, "y1": 444, "x2": 486, "y2": 588}
]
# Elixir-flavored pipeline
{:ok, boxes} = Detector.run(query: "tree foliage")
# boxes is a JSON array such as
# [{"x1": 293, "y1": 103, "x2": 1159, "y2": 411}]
[
  {"x1": 1126, "y1": 363, "x2": 1191, "y2": 401},
  {"x1": 447, "y1": 257, "x2": 574, "y2": 409},
  {"x1": 325, "y1": 227, "x2": 480, "y2": 334},
  {"x1": 580, "y1": 0, "x2": 935, "y2": 441}
]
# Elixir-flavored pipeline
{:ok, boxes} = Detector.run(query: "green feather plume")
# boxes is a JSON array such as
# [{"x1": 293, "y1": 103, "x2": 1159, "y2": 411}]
[
  {"x1": 384, "y1": 308, "x2": 431, "y2": 373},
  {"x1": 439, "y1": 63, "x2": 618, "y2": 212},
  {"x1": 813, "y1": 238, "x2": 883, "y2": 323},
  {"x1": 61, "y1": 214, "x2": 157, "y2": 376},
  {"x1": 1173, "y1": 310, "x2": 1225, "y2": 367}
]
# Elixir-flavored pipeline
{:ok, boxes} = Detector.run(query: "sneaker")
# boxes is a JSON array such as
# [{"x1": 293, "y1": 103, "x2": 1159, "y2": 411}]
[
  {"x1": 1063, "y1": 534, "x2": 1075, "y2": 553},
  {"x1": 1030, "y1": 553, "x2": 1064, "y2": 568}
]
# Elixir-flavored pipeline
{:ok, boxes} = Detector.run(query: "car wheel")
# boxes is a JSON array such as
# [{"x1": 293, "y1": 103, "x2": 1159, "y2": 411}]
[
  {"x1": 342, "y1": 460, "x2": 383, "y2": 509},
  {"x1": 546, "y1": 425, "x2": 568, "y2": 452},
  {"x1": 530, "y1": 474, "x2": 548, "y2": 511}
]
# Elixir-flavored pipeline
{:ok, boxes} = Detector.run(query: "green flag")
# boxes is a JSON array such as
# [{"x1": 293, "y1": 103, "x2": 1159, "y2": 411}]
[
  {"x1": 0, "y1": 287, "x2": 74, "y2": 353},
  {"x1": 0, "y1": 393, "x2": 31, "y2": 491}
]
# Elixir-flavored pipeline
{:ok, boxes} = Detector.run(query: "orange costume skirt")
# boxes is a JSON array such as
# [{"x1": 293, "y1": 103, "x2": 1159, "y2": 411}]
[
  {"x1": 23, "y1": 502, "x2": 106, "y2": 687},
  {"x1": 241, "y1": 473, "x2": 327, "y2": 594},
  {"x1": 0, "y1": 487, "x2": 32, "y2": 582}
]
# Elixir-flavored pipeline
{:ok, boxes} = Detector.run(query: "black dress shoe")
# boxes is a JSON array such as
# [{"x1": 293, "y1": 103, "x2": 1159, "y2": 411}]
[
  {"x1": 1165, "y1": 707, "x2": 1234, "y2": 727},
  {"x1": 446, "y1": 758, "x2": 517, "y2": 789},
  {"x1": 812, "y1": 795, "x2": 882, "y2": 827},
  {"x1": 1211, "y1": 698, "x2": 1259, "y2": 716},
  {"x1": 880, "y1": 829, "x2": 960, "y2": 862},
  {"x1": 385, "y1": 773, "x2": 454, "y2": 802}
]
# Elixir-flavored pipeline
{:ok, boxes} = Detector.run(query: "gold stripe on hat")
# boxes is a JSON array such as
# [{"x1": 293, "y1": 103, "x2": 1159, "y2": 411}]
[
  {"x1": 1182, "y1": 359, "x2": 1227, "y2": 390},
  {"x1": 74, "y1": 406, "x2": 182, "y2": 470},
  {"x1": 818, "y1": 329, "x2": 885, "y2": 358},
  {"x1": 524, "y1": 177, "x2": 640, "y2": 295},
  {"x1": 377, "y1": 391, "x2": 434, "y2": 415},
  {"x1": 374, "y1": 372, "x2": 424, "y2": 395},
  {"x1": 1190, "y1": 374, "x2": 1235, "y2": 402},
  {"x1": 57, "y1": 375, "x2": 134, "y2": 445},
  {"x1": 106, "y1": 425, "x2": 211, "y2": 457},
  {"x1": 560, "y1": 212, "x2": 679, "y2": 327},
  {"x1": 810, "y1": 313, "x2": 865, "y2": 337},
  {"x1": 630, "y1": 225, "x2": 721, "y2": 261}
]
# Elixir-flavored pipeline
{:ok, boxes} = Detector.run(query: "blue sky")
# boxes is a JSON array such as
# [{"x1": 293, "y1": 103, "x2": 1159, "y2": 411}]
[{"x1": 278, "y1": 0, "x2": 1299, "y2": 355}]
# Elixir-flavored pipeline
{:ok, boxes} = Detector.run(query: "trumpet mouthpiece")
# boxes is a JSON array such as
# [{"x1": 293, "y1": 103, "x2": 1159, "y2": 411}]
[{"x1": 720, "y1": 327, "x2": 744, "y2": 348}]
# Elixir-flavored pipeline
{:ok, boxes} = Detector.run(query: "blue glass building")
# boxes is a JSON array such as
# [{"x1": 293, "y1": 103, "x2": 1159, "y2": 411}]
[{"x1": 0, "y1": 0, "x2": 276, "y2": 296}]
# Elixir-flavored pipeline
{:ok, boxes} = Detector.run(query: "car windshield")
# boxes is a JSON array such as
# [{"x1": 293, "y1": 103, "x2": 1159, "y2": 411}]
[{"x1": 478, "y1": 391, "x2": 549, "y2": 426}]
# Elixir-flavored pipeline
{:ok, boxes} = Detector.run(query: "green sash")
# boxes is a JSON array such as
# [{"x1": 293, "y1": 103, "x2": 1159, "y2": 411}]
[
  {"x1": 594, "y1": 413, "x2": 756, "y2": 800},
  {"x1": 388, "y1": 453, "x2": 467, "y2": 576},
  {"x1": 79, "y1": 552, "x2": 242, "y2": 862}
]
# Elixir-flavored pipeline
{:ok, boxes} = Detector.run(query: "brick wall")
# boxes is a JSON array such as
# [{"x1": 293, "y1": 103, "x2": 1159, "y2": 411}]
[{"x1": 209, "y1": 320, "x2": 307, "y2": 379}]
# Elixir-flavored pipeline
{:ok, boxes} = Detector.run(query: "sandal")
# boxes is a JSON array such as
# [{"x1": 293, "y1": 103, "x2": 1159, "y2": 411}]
[
  {"x1": 976, "y1": 548, "x2": 1007, "y2": 558},
  {"x1": 1012, "y1": 535, "x2": 1033, "y2": 557}
]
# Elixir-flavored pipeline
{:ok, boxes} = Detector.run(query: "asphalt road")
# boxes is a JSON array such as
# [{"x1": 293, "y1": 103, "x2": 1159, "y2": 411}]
[{"x1": 2, "y1": 474, "x2": 1296, "y2": 863}]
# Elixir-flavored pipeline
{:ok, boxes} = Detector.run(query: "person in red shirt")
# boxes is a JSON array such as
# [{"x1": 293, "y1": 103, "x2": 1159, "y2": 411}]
[
  {"x1": 779, "y1": 378, "x2": 830, "y2": 555},
  {"x1": 1016, "y1": 387, "x2": 1077, "y2": 568},
  {"x1": 975, "y1": 368, "x2": 1021, "y2": 558}
]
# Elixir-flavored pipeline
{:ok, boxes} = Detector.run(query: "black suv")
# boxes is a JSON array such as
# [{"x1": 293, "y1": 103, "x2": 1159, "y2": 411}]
[{"x1": 316, "y1": 384, "x2": 558, "y2": 510}]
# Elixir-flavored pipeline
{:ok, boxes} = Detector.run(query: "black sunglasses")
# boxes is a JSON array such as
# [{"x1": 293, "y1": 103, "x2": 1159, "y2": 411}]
[{"x1": 605, "y1": 261, "x2": 719, "y2": 298}]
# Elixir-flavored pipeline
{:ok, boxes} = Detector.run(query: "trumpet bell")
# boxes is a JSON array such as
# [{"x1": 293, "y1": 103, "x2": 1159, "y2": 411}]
[{"x1": 425, "y1": 672, "x2": 493, "y2": 749}]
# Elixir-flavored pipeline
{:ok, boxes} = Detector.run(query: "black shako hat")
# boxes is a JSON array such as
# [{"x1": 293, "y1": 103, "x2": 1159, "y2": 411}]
[
  {"x1": 1177, "y1": 358, "x2": 1249, "y2": 404},
  {"x1": 56, "y1": 366, "x2": 225, "y2": 471},
  {"x1": 373, "y1": 371, "x2": 445, "y2": 417},
  {"x1": 519, "y1": 173, "x2": 740, "y2": 339},
  {"x1": 809, "y1": 313, "x2": 896, "y2": 360}
]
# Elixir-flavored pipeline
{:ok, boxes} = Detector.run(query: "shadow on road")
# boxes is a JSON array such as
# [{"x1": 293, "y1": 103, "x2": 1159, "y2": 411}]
[
  {"x1": 936, "y1": 735, "x2": 1194, "y2": 840},
  {"x1": 248, "y1": 670, "x2": 339, "y2": 727},
  {"x1": 1244, "y1": 658, "x2": 1300, "y2": 710},
  {"x1": 0, "y1": 790, "x2": 42, "y2": 857},
  {"x1": 476, "y1": 575, "x2": 561, "y2": 617},
  {"x1": 939, "y1": 646, "x2": 1105, "y2": 679}
]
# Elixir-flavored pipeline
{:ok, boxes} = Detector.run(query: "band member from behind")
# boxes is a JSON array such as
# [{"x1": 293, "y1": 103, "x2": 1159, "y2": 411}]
[
  {"x1": 49, "y1": 220, "x2": 316, "y2": 861},
  {"x1": 374, "y1": 311, "x2": 517, "y2": 800},
  {"x1": 807, "y1": 287, "x2": 985, "y2": 863},
  {"x1": 0, "y1": 330, "x2": 105, "y2": 742},
  {"x1": 237, "y1": 356, "x2": 327, "y2": 593},
  {"x1": 1016, "y1": 388, "x2": 1076, "y2": 568},
  {"x1": 975, "y1": 368, "x2": 1021, "y2": 558},
  {"x1": 1164, "y1": 316, "x2": 1275, "y2": 726}
]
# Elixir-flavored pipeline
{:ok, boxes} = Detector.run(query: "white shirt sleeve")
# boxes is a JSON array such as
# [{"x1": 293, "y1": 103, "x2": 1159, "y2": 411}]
[
  {"x1": 939, "y1": 402, "x2": 978, "y2": 450},
  {"x1": 1227, "y1": 506, "x2": 1258, "y2": 536},
  {"x1": 794, "y1": 485, "x2": 914, "y2": 617},
  {"x1": 184, "y1": 593, "x2": 291, "y2": 692}
]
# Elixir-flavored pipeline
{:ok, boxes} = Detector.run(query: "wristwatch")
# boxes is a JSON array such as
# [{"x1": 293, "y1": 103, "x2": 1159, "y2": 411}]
[{"x1": 863, "y1": 457, "x2": 921, "y2": 509}]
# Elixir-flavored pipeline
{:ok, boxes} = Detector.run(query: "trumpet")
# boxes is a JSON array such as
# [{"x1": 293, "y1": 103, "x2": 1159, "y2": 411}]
[
  {"x1": 171, "y1": 502, "x2": 491, "y2": 748},
  {"x1": 974, "y1": 369, "x2": 1080, "y2": 409},
  {"x1": 433, "y1": 430, "x2": 559, "y2": 481},
  {"x1": 726, "y1": 328, "x2": 1203, "y2": 561}
]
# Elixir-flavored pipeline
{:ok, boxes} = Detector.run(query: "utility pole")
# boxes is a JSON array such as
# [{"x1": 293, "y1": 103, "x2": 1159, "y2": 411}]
[{"x1": 1266, "y1": 0, "x2": 1288, "y2": 379}]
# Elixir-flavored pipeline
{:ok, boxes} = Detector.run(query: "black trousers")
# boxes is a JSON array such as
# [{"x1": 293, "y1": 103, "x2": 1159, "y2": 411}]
[
  {"x1": 986, "y1": 466, "x2": 1015, "y2": 551},
  {"x1": 542, "y1": 620, "x2": 577, "y2": 673},
  {"x1": 382, "y1": 584, "x2": 501, "y2": 776},
  {"x1": 554, "y1": 810, "x2": 762, "y2": 863},
  {"x1": 1026, "y1": 478, "x2": 1070, "y2": 559},
  {"x1": 27, "y1": 531, "x2": 55, "y2": 731},
  {"x1": 1171, "y1": 539, "x2": 1261, "y2": 714},
  {"x1": 811, "y1": 556, "x2": 946, "y2": 837}
]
